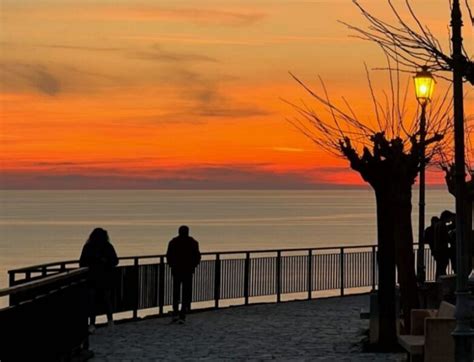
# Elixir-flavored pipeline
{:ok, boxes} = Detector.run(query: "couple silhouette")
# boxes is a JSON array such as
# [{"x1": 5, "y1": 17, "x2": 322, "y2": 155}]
[{"x1": 80, "y1": 226, "x2": 201, "y2": 330}]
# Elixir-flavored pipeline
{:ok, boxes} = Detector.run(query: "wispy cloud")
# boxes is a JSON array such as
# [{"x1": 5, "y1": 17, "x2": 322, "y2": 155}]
[
  {"x1": 120, "y1": 35, "x2": 258, "y2": 46},
  {"x1": 132, "y1": 44, "x2": 218, "y2": 64},
  {"x1": 0, "y1": 61, "x2": 123, "y2": 96},
  {"x1": 272, "y1": 147, "x2": 306, "y2": 153},
  {"x1": 0, "y1": 164, "x2": 320, "y2": 189},
  {"x1": 37, "y1": 44, "x2": 122, "y2": 52},
  {"x1": 2, "y1": 163, "x2": 447, "y2": 189},
  {"x1": 0, "y1": 63, "x2": 61, "y2": 95},
  {"x1": 120, "y1": 34, "x2": 353, "y2": 46},
  {"x1": 101, "y1": 7, "x2": 265, "y2": 27}
]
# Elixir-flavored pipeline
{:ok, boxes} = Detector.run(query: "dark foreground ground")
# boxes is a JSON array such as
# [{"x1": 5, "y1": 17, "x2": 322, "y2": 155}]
[{"x1": 89, "y1": 295, "x2": 406, "y2": 361}]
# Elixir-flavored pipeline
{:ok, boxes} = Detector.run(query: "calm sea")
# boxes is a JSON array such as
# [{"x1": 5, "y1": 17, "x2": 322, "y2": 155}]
[{"x1": 0, "y1": 189, "x2": 454, "y2": 289}]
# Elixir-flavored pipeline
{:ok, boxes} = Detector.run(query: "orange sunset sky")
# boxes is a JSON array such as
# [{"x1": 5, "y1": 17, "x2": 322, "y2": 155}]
[{"x1": 1, "y1": 0, "x2": 472, "y2": 189}]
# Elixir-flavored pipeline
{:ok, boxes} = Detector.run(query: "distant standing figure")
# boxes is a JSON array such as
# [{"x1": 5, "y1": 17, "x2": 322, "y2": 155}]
[
  {"x1": 424, "y1": 216, "x2": 439, "y2": 258},
  {"x1": 80, "y1": 228, "x2": 118, "y2": 332},
  {"x1": 440, "y1": 210, "x2": 456, "y2": 273},
  {"x1": 433, "y1": 211, "x2": 451, "y2": 279},
  {"x1": 166, "y1": 225, "x2": 201, "y2": 323}
]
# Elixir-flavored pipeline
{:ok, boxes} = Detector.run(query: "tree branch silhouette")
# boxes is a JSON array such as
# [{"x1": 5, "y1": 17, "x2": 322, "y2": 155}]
[
  {"x1": 341, "y1": 0, "x2": 474, "y2": 85},
  {"x1": 286, "y1": 64, "x2": 451, "y2": 349}
]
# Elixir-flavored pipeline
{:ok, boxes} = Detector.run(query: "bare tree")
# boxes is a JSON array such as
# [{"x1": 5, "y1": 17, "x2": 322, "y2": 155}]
[
  {"x1": 286, "y1": 66, "x2": 451, "y2": 349},
  {"x1": 342, "y1": 0, "x2": 474, "y2": 85}
]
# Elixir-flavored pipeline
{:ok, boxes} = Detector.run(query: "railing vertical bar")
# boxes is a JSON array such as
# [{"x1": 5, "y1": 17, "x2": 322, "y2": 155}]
[
  {"x1": 326, "y1": 254, "x2": 329, "y2": 290},
  {"x1": 153, "y1": 260, "x2": 159, "y2": 308},
  {"x1": 276, "y1": 251, "x2": 281, "y2": 303},
  {"x1": 159, "y1": 256, "x2": 165, "y2": 314},
  {"x1": 225, "y1": 260, "x2": 230, "y2": 299},
  {"x1": 9, "y1": 271, "x2": 15, "y2": 287},
  {"x1": 214, "y1": 254, "x2": 221, "y2": 308},
  {"x1": 371, "y1": 245, "x2": 376, "y2": 291},
  {"x1": 133, "y1": 258, "x2": 139, "y2": 319},
  {"x1": 340, "y1": 248, "x2": 344, "y2": 296},
  {"x1": 312, "y1": 251, "x2": 316, "y2": 293},
  {"x1": 244, "y1": 252, "x2": 250, "y2": 305},
  {"x1": 329, "y1": 254, "x2": 333, "y2": 290},
  {"x1": 319, "y1": 253, "x2": 323, "y2": 291}
]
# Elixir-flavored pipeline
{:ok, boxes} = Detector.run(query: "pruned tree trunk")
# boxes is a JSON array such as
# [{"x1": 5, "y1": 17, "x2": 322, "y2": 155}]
[
  {"x1": 374, "y1": 189, "x2": 397, "y2": 348},
  {"x1": 392, "y1": 182, "x2": 419, "y2": 330},
  {"x1": 337, "y1": 134, "x2": 426, "y2": 348},
  {"x1": 288, "y1": 66, "x2": 448, "y2": 350},
  {"x1": 372, "y1": 170, "x2": 419, "y2": 344}
]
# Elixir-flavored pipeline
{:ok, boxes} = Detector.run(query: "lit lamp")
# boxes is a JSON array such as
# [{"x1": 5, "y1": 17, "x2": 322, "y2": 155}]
[
  {"x1": 414, "y1": 66, "x2": 436, "y2": 106},
  {"x1": 414, "y1": 66, "x2": 435, "y2": 284}
]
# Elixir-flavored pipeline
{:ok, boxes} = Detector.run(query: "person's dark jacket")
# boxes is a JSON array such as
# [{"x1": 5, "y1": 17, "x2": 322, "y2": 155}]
[
  {"x1": 433, "y1": 222, "x2": 450, "y2": 259},
  {"x1": 80, "y1": 240, "x2": 118, "y2": 288},
  {"x1": 166, "y1": 236, "x2": 201, "y2": 275},
  {"x1": 424, "y1": 225, "x2": 435, "y2": 253}
]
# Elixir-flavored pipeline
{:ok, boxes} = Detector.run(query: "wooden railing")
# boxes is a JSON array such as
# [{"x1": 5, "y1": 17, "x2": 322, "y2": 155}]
[
  {"x1": 6, "y1": 244, "x2": 439, "y2": 320},
  {"x1": 0, "y1": 269, "x2": 89, "y2": 361}
]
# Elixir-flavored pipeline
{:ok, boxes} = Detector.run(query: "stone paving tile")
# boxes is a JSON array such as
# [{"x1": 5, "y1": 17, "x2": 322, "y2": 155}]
[{"x1": 89, "y1": 295, "x2": 406, "y2": 361}]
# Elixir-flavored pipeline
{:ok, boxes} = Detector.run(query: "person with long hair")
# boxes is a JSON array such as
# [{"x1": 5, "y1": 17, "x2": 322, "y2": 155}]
[{"x1": 80, "y1": 228, "x2": 118, "y2": 333}]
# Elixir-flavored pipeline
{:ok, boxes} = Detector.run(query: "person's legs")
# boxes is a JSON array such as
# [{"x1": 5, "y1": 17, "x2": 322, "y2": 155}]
[
  {"x1": 180, "y1": 273, "x2": 193, "y2": 320},
  {"x1": 103, "y1": 289, "x2": 113, "y2": 324},
  {"x1": 88, "y1": 288, "x2": 97, "y2": 330},
  {"x1": 436, "y1": 256, "x2": 449, "y2": 279},
  {"x1": 172, "y1": 274, "x2": 182, "y2": 319},
  {"x1": 449, "y1": 246, "x2": 457, "y2": 272}
]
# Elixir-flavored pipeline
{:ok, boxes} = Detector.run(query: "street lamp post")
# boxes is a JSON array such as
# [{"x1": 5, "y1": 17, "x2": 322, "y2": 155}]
[
  {"x1": 451, "y1": 0, "x2": 473, "y2": 360},
  {"x1": 414, "y1": 66, "x2": 435, "y2": 284}
]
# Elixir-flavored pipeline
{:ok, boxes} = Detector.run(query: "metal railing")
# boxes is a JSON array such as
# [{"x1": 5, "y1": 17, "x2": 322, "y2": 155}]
[
  {"x1": 0, "y1": 269, "x2": 89, "y2": 361},
  {"x1": 6, "y1": 244, "x2": 440, "y2": 320}
]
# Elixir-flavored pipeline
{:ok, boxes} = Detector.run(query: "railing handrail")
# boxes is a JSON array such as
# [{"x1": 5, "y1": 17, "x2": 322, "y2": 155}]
[
  {"x1": 0, "y1": 268, "x2": 88, "y2": 298},
  {"x1": 3, "y1": 243, "x2": 439, "y2": 329},
  {"x1": 8, "y1": 259, "x2": 78, "y2": 274},
  {"x1": 8, "y1": 244, "x2": 381, "y2": 274}
]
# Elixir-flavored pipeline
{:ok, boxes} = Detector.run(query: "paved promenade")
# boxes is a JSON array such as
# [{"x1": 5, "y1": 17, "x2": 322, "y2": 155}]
[{"x1": 90, "y1": 295, "x2": 406, "y2": 361}]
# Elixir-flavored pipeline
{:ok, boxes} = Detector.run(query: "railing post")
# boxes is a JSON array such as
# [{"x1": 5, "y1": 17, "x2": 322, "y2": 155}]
[
  {"x1": 133, "y1": 258, "x2": 139, "y2": 319},
  {"x1": 9, "y1": 271, "x2": 15, "y2": 287},
  {"x1": 159, "y1": 256, "x2": 165, "y2": 315},
  {"x1": 340, "y1": 247, "x2": 344, "y2": 296},
  {"x1": 307, "y1": 249, "x2": 312, "y2": 300},
  {"x1": 25, "y1": 271, "x2": 31, "y2": 281},
  {"x1": 371, "y1": 245, "x2": 376, "y2": 291},
  {"x1": 276, "y1": 251, "x2": 281, "y2": 303},
  {"x1": 214, "y1": 254, "x2": 221, "y2": 309},
  {"x1": 244, "y1": 252, "x2": 250, "y2": 305},
  {"x1": 60, "y1": 263, "x2": 66, "y2": 272},
  {"x1": 42, "y1": 266, "x2": 47, "y2": 277}
]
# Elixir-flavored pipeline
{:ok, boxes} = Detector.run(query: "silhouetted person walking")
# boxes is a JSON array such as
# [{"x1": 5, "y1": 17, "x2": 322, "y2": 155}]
[
  {"x1": 166, "y1": 225, "x2": 201, "y2": 323},
  {"x1": 80, "y1": 228, "x2": 118, "y2": 333}
]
